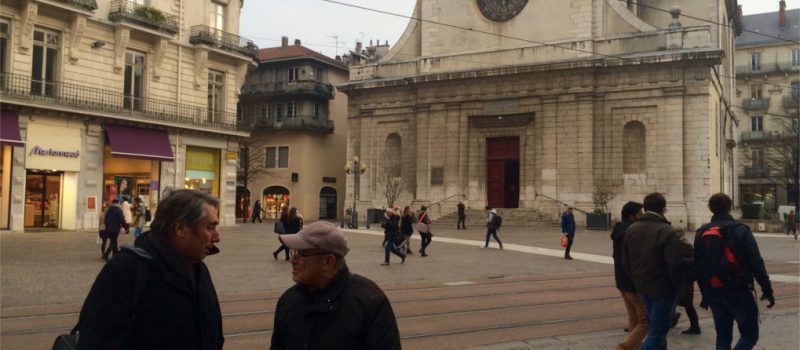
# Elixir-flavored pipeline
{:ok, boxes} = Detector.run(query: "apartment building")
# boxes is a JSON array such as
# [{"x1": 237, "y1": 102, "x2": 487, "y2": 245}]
[
  {"x1": 0, "y1": 0, "x2": 257, "y2": 232},
  {"x1": 237, "y1": 37, "x2": 348, "y2": 221},
  {"x1": 735, "y1": 1, "x2": 799, "y2": 217}
]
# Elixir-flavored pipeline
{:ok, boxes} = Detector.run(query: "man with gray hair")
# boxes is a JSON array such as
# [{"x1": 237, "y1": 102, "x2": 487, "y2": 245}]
[
  {"x1": 270, "y1": 221, "x2": 402, "y2": 349},
  {"x1": 77, "y1": 190, "x2": 224, "y2": 349}
]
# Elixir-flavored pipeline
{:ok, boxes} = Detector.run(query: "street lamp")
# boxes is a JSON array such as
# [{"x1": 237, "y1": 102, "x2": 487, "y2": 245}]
[{"x1": 345, "y1": 156, "x2": 367, "y2": 229}]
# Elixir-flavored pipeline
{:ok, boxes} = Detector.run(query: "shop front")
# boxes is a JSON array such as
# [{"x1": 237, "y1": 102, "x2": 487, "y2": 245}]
[
  {"x1": 104, "y1": 124, "x2": 174, "y2": 211},
  {"x1": 185, "y1": 146, "x2": 220, "y2": 196},
  {"x1": 24, "y1": 123, "x2": 81, "y2": 230},
  {"x1": 263, "y1": 186, "x2": 290, "y2": 219},
  {"x1": 1, "y1": 111, "x2": 25, "y2": 230}
]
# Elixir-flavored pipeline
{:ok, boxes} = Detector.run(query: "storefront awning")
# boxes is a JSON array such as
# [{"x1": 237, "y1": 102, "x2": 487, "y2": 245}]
[
  {"x1": 0, "y1": 111, "x2": 25, "y2": 147},
  {"x1": 105, "y1": 124, "x2": 174, "y2": 161}
]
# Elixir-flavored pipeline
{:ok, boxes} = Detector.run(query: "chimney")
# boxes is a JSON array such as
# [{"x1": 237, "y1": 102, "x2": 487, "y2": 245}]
[
  {"x1": 779, "y1": 0, "x2": 786, "y2": 27},
  {"x1": 355, "y1": 41, "x2": 362, "y2": 53},
  {"x1": 294, "y1": 39, "x2": 301, "y2": 45},
  {"x1": 281, "y1": 36, "x2": 288, "y2": 48}
]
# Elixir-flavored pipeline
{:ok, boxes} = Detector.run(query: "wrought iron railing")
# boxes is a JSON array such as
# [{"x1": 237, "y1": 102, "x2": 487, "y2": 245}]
[
  {"x1": 0, "y1": 72, "x2": 245, "y2": 131},
  {"x1": 189, "y1": 25, "x2": 258, "y2": 58},
  {"x1": 250, "y1": 115, "x2": 334, "y2": 133},
  {"x1": 60, "y1": 0, "x2": 98, "y2": 11},
  {"x1": 240, "y1": 80, "x2": 335, "y2": 99},
  {"x1": 783, "y1": 95, "x2": 799, "y2": 109},
  {"x1": 741, "y1": 97, "x2": 771, "y2": 110},
  {"x1": 108, "y1": 0, "x2": 179, "y2": 35},
  {"x1": 736, "y1": 62, "x2": 800, "y2": 76}
]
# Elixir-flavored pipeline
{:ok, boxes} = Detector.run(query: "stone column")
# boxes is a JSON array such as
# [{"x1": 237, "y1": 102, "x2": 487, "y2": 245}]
[
  {"x1": 414, "y1": 105, "x2": 431, "y2": 202},
  {"x1": 539, "y1": 95, "x2": 559, "y2": 199}
]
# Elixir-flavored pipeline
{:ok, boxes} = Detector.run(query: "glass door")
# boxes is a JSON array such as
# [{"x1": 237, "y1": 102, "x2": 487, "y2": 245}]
[{"x1": 24, "y1": 170, "x2": 61, "y2": 228}]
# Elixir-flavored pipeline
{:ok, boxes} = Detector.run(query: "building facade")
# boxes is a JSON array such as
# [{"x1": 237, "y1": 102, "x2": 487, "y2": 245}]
[
  {"x1": 339, "y1": 0, "x2": 742, "y2": 229},
  {"x1": 238, "y1": 38, "x2": 348, "y2": 221},
  {"x1": 734, "y1": 1, "x2": 799, "y2": 217},
  {"x1": 0, "y1": 0, "x2": 256, "y2": 232}
]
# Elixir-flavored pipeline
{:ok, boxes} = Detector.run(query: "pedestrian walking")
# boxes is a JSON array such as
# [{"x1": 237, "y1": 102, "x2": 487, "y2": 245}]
[
  {"x1": 381, "y1": 209, "x2": 406, "y2": 265},
  {"x1": 417, "y1": 205, "x2": 433, "y2": 257},
  {"x1": 120, "y1": 195, "x2": 133, "y2": 226},
  {"x1": 273, "y1": 207, "x2": 301, "y2": 260},
  {"x1": 786, "y1": 210, "x2": 796, "y2": 237},
  {"x1": 252, "y1": 199, "x2": 264, "y2": 223},
  {"x1": 561, "y1": 206, "x2": 576, "y2": 259},
  {"x1": 400, "y1": 206, "x2": 415, "y2": 254},
  {"x1": 132, "y1": 197, "x2": 146, "y2": 238},
  {"x1": 622, "y1": 192, "x2": 683, "y2": 350},
  {"x1": 102, "y1": 199, "x2": 128, "y2": 261},
  {"x1": 270, "y1": 221, "x2": 402, "y2": 350},
  {"x1": 457, "y1": 201, "x2": 466, "y2": 229},
  {"x1": 77, "y1": 190, "x2": 224, "y2": 349},
  {"x1": 98, "y1": 202, "x2": 110, "y2": 258},
  {"x1": 484, "y1": 206, "x2": 503, "y2": 249},
  {"x1": 695, "y1": 193, "x2": 774, "y2": 350},
  {"x1": 610, "y1": 201, "x2": 647, "y2": 350},
  {"x1": 673, "y1": 227, "x2": 700, "y2": 335}
]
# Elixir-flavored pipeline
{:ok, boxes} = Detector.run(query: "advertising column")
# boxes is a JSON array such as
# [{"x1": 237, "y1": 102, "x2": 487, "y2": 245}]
[
  {"x1": 24, "y1": 123, "x2": 82, "y2": 230},
  {"x1": 185, "y1": 146, "x2": 220, "y2": 197}
]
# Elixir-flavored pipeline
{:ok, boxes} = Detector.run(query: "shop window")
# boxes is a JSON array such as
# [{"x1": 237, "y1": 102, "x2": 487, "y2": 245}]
[
  {"x1": 208, "y1": 69, "x2": 225, "y2": 122},
  {"x1": 124, "y1": 51, "x2": 145, "y2": 111},
  {"x1": 102, "y1": 146, "x2": 161, "y2": 212},
  {"x1": 623, "y1": 121, "x2": 646, "y2": 174},
  {"x1": 0, "y1": 18, "x2": 9, "y2": 76},
  {"x1": 31, "y1": 27, "x2": 59, "y2": 97},
  {"x1": 184, "y1": 146, "x2": 220, "y2": 196},
  {"x1": 265, "y1": 146, "x2": 289, "y2": 168},
  {"x1": 263, "y1": 186, "x2": 290, "y2": 219}
]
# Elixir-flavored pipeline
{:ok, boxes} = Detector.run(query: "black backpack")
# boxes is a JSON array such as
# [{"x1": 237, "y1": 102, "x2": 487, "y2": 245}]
[
  {"x1": 492, "y1": 214, "x2": 503, "y2": 229},
  {"x1": 696, "y1": 224, "x2": 750, "y2": 290},
  {"x1": 144, "y1": 208, "x2": 152, "y2": 222}
]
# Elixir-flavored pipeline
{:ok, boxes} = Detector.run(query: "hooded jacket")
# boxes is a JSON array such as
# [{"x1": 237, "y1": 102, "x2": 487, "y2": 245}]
[
  {"x1": 610, "y1": 220, "x2": 636, "y2": 292},
  {"x1": 622, "y1": 212, "x2": 683, "y2": 298}
]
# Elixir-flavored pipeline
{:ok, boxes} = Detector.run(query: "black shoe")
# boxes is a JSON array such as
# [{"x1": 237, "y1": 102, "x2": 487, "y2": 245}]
[
  {"x1": 401, "y1": 255, "x2": 406, "y2": 264},
  {"x1": 272, "y1": 252, "x2": 278, "y2": 260},
  {"x1": 682, "y1": 327, "x2": 701, "y2": 335},
  {"x1": 421, "y1": 252, "x2": 428, "y2": 257},
  {"x1": 564, "y1": 255, "x2": 573, "y2": 260},
  {"x1": 671, "y1": 312, "x2": 681, "y2": 328},
  {"x1": 499, "y1": 245, "x2": 504, "y2": 250}
]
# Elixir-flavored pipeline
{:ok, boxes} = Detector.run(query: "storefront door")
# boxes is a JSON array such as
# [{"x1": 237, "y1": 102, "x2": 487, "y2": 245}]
[{"x1": 24, "y1": 170, "x2": 61, "y2": 228}]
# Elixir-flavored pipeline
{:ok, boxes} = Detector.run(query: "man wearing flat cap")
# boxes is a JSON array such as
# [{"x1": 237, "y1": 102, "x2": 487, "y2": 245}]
[{"x1": 270, "y1": 221, "x2": 402, "y2": 350}]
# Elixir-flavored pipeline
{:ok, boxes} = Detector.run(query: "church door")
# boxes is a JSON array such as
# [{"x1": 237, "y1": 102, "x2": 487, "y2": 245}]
[{"x1": 486, "y1": 137, "x2": 520, "y2": 208}]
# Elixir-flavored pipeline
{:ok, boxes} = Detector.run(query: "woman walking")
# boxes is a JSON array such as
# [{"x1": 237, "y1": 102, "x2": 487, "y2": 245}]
[
  {"x1": 417, "y1": 205, "x2": 433, "y2": 257},
  {"x1": 98, "y1": 202, "x2": 110, "y2": 259},
  {"x1": 381, "y1": 209, "x2": 406, "y2": 265},
  {"x1": 251, "y1": 200, "x2": 264, "y2": 223},
  {"x1": 272, "y1": 206, "x2": 292, "y2": 260},
  {"x1": 400, "y1": 206, "x2": 415, "y2": 254},
  {"x1": 132, "y1": 197, "x2": 146, "y2": 238},
  {"x1": 675, "y1": 228, "x2": 701, "y2": 335}
]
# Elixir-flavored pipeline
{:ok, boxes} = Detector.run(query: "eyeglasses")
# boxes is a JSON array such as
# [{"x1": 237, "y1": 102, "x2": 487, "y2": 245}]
[{"x1": 290, "y1": 249, "x2": 331, "y2": 258}]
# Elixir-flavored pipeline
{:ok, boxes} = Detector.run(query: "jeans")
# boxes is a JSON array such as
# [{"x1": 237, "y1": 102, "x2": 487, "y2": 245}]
[
  {"x1": 707, "y1": 289, "x2": 759, "y2": 350},
  {"x1": 457, "y1": 216, "x2": 466, "y2": 229},
  {"x1": 133, "y1": 227, "x2": 143, "y2": 238},
  {"x1": 640, "y1": 292, "x2": 676, "y2": 350},
  {"x1": 419, "y1": 232, "x2": 432, "y2": 253},
  {"x1": 564, "y1": 234, "x2": 574, "y2": 257},
  {"x1": 484, "y1": 227, "x2": 502, "y2": 247},
  {"x1": 384, "y1": 239, "x2": 406, "y2": 263}
]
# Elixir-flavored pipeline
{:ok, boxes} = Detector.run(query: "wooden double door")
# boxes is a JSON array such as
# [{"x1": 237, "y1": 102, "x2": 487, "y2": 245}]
[{"x1": 486, "y1": 137, "x2": 520, "y2": 209}]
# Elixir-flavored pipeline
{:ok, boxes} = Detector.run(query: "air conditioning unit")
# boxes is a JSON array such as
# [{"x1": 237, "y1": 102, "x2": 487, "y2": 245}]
[{"x1": 757, "y1": 223, "x2": 766, "y2": 232}]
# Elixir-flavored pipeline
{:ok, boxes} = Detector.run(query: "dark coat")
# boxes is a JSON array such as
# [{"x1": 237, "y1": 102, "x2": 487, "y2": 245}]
[
  {"x1": 675, "y1": 239, "x2": 696, "y2": 307},
  {"x1": 282, "y1": 217, "x2": 303, "y2": 234},
  {"x1": 383, "y1": 214, "x2": 400, "y2": 242},
  {"x1": 622, "y1": 212, "x2": 683, "y2": 298},
  {"x1": 610, "y1": 221, "x2": 636, "y2": 293},
  {"x1": 104, "y1": 205, "x2": 127, "y2": 235},
  {"x1": 401, "y1": 214, "x2": 414, "y2": 235},
  {"x1": 77, "y1": 233, "x2": 224, "y2": 350},
  {"x1": 457, "y1": 203, "x2": 466, "y2": 218},
  {"x1": 694, "y1": 213, "x2": 773, "y2": 295},
  {"x1": 270, "y1": 267, "x2": 401, "y2": 350},
  {"x1": 561, "y1": 211, "x2": 576, "y2": 236}
]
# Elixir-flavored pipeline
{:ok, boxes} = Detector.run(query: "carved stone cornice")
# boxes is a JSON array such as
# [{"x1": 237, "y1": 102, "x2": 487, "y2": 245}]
[
  {"x1": 468, "y1": 113, "x2": 533, "y2": 128},
  {"x1": 68, "y1": 14, "x2": 87, "y2": 64},
  {"x1": 662, "y1": 86, "x2": 685, "y2": 97},
  {"x1": 113, "y1": 26, "x2": 130, "y2": 73},
  {"x1": 194, "y1": 48, "x2": 208, "y2": 89},
  {"x1": 17, "y1": 1, "x2": 38, "y2": 53},
  {"x1": 151, "y1": 37, "x2": 167, "y2": 81}
]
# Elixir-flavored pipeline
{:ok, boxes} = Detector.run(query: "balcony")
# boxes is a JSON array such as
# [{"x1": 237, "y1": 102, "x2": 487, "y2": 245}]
[
  {"x1": 250, "y1": 116, "x2": 334, "y2": 134},
  {"x1": 740, "y1": 130, "x2": 797, "y2": 143},
  {"x1": 783, "y1": 95, "x2": 799, "y2": 109},
  {"x1": 240, "y1": 81, "x2": 335, "y2": 100},
  {"x1": 57, "y1": 0, "x2": 98, "y2": 11},
  {"x1": 743, "y1": 166, "x2": 769, "y2": 178},
  {"x1": 736, "y1": 62, "x2": 800, "y2": 77},
  {"x1": 108, "y1": 0, "x2": 178, "y2": 35},
  {"x1": 741, "y1": 97, "x2": 770, "y2": 111},
  {"x1": 0, "y1": 72, "x2": 245, "y2": 132},
  {"x1": 189, "y1": 25, "x2": 258, "y2": 59}
]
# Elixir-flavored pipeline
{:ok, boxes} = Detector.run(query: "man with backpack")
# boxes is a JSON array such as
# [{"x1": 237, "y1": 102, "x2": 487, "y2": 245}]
[
  {"x1": 694, "y1": 193, "x2": 774, "y2": 350},
  {"x1": 484, "y1": 206, "x2": 503, "y2": 250}
]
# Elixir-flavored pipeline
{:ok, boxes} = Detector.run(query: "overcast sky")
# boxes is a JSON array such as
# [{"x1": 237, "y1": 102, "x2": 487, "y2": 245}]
[{"x1": 240, "y1": 0, "x2": 798, "y2": 58}]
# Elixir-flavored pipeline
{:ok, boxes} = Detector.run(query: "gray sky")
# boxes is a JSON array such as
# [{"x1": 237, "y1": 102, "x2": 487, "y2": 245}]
[{"x1": 240, "y1": 0, "x2": 797, "y2": 58}]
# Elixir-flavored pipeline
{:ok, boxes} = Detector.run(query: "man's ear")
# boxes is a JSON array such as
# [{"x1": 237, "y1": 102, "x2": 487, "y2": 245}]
[
  {"x1": 175, "y1": 222, "x2": 188, "y2": 238},
  {"x1": 322, "y1": 255, "x2": 337, "y2": 270}
]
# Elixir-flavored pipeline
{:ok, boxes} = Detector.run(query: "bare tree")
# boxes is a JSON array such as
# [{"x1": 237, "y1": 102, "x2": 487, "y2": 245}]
[
  {"x1": 381, "y1": 175, "x2": 402, "y2": 208},
  {"x1": 591, "y1": 184, "x2": 617, "y2": 213},
  {"x1": 759, "y1": 116, "x2": 800, "y2": 211},
  {"x1": 237, "y1": 138, "x2": 270, "y2": 198}
]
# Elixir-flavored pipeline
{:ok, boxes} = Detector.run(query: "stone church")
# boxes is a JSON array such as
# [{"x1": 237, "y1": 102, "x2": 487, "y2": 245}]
[{"x1": 338, "y1": 0, "x2": 742, "y2": 229}]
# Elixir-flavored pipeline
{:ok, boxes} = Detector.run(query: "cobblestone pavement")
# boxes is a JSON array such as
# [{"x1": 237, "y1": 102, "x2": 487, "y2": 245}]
[{"x1": 1, "y1": 221, "x2": 798, "y2": 349}]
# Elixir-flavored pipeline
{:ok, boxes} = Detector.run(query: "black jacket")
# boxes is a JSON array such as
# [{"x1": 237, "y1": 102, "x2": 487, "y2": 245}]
[
  {"x1": 270, "y1": 267, "x2": 401, "y2": 350},
  {"x1": 610, "y1": 221, "x2": 636, "y2": 293},
  {"x1": 401, "y1": 214, "x2": 414, "y2": 235},
  {"x1": 694, "y1": 213, "x2": 773, "y2": 295},
  {"x1": 104, "y1": 205, "x2": 127, "y2": 235},
  {"x1": 622, "y1": 212, "x2": 683, "y2": 298},
  {"x1": 384, "y1": 214, "x2": 400, "y2": 242},
  {"x1": 77, "y1": 233, "x2": 224, "y2": 350}
]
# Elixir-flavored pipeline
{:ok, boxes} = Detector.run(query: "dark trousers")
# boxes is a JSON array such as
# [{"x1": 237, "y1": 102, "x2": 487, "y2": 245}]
[
  {"x1": 384, "y1": 239, "x2": 406, "y2": 263},
  {"x1": 708, "y1": 289, "x2": 759, "y2": 350},
  {"x1": 102, "y1": 234, "x2": 119, "y2": 260},
  {"x1": 457, "y1": 216, "x2": 466, "y2": 229},
  {"x1": 273, "y1": 237, "x2": 289, "y2": 260},
  {"x1": 251, "y1": 213, "x2": 262, "y2": 223},
  {"x1": 564, "y1": 234, "x2": 574, "y2": 257},
  {"x1": 420, "y1": 232, "x2": 432, "y2": 252},
  {"x1": 484, "y1": 227, "x2": 502, "y2": 247}
]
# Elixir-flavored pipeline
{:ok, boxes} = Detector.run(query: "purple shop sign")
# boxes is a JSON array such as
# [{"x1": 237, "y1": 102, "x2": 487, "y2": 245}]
[
  {"x1": 150, "y1": 180, "x2": 159, "y2": 191},
  {"x1": 29, "y1": 145, "x2": 80, "y2": 158}
]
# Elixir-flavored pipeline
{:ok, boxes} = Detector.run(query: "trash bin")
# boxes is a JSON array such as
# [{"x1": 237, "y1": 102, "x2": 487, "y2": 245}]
[{"x1": 366, "y1": 209, "x2": 386, "y2": 225}]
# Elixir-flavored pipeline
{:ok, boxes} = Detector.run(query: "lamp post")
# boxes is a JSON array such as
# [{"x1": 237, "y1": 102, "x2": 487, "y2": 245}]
[{"x1": 345, "y1": 156, "x2": 367, "y2": 229}]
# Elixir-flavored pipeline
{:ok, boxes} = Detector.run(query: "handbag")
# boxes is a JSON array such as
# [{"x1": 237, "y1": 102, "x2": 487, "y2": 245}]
[
  {"x1": 51, "y1": 325, "x2": 78, "y2": 350},
  {"x1": 560, "y1": 235, "x2": 568, "y2": 248},
  {"x1": 274, "y1": 221, "x2": 286, "y2": 234}
]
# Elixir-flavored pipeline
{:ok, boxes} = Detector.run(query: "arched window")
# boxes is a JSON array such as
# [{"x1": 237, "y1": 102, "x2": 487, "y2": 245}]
[
  {"x1": 623, "y1": 121, "x2": 646, "y2": 174},
  {"x1": 385, "y1": 133, "x2": 401, "y2": 178},
  {"x1": 262, "y1": 186, "x2": 290, "y2": 219}
]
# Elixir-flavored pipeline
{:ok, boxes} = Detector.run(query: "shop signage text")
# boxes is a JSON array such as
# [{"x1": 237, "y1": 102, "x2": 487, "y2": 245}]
[{"x1": 29, "y1": 145, "x2": 80, "y2": 158}]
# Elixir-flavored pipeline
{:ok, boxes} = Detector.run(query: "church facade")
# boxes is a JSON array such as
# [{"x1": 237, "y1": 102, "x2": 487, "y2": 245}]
[{"x1": 338, "y1": 0, "x2": 742, "y2": 229}]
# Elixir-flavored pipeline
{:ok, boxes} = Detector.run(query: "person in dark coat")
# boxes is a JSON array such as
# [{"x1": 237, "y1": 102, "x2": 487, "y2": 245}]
[
  {"x1": 457, "y1": 201, "x2": 466, "y2": 229},
  {"x1": 77, "y1": 190, "x2": 224, "y2": 350},
  {"x1": 251, "y1": 200, "x2": 264, "y2": 223},
  {"x1": 561, "y1": 206, "x2": 576, "y2": 259},
  {"x1": 673, "y1": 227, "x2": 700, "y2": 335},
  {"x1": 381, "y1": 209, "x2": 406, "y2": 265},
  {"x1": 484, "y1": 206, "x2": 503, "y2": 250},
  {"x1": 417, "y1": 205, "x2": 433, "y2": 257},
  {"x1": 400, "y1": 206, "x2": 415, "y2": 254},
  {"x1": 271, "y1": 221, "x2": 401, "y2": 350},
  {"x1": 695, "y1": 193, "x2": 774, "y2": 350},
  {"x1": 610, "y1": 201, "x2": 646, "y2": 350},
  {"x1": 102, "y1": 199, "x2": 129, "y2": 261},
  {"x1": 274, "y1": 207, "x2": 301, "y2": 260}
]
